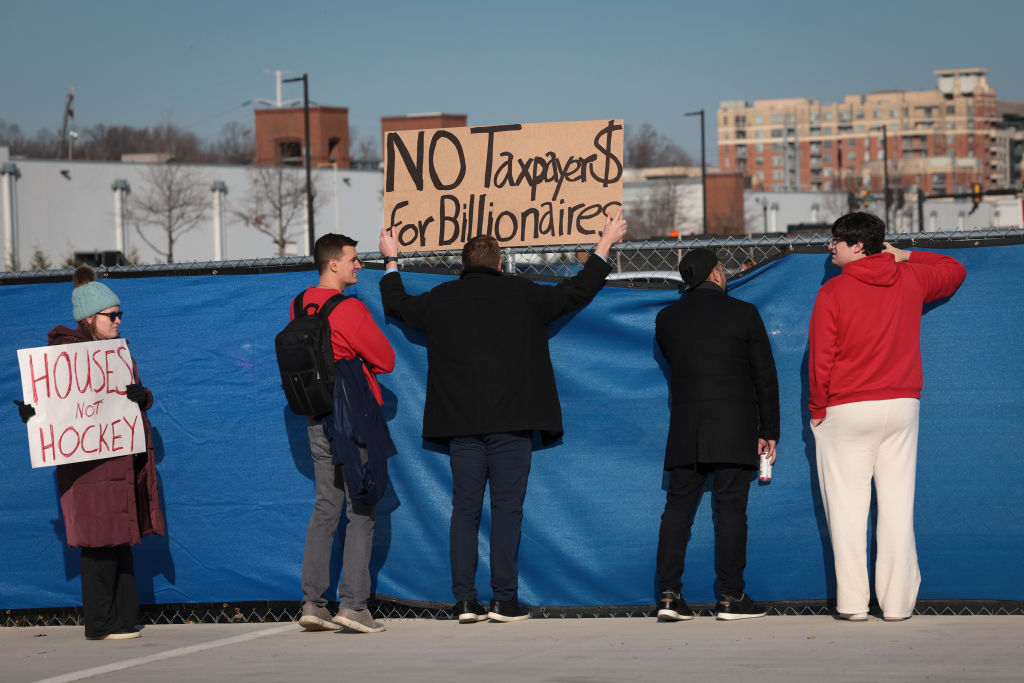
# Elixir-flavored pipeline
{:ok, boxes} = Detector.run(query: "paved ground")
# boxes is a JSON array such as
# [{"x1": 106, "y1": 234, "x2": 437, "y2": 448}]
[{"x1": 3, "y1": 615, "x2": 1022, "y2": 683}]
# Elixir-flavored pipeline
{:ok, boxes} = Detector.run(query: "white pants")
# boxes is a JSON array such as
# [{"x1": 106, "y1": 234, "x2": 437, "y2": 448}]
[{"x1": 812, "y1": 398, "x2": 921, "y2": 618}]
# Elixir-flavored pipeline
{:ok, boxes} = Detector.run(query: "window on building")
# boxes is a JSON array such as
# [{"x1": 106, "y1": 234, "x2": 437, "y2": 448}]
[
  {"x1": 824, "y1": 180, "x2": 833, "y2": 190},
  {"x1": 771, "y1": 156, "x2": 783, "y2": 166},
  {"x1": 946, "y1": 105, "x2": 955, "y2": 115},
  {"x1": 723, "y1": 158, "x2": 730, "y2": 168},
  {"x1": 772, "y1": 143, "x2": 784, "y2": 151},
  {"x1": 890, "y1": 108, "x2": 898, "y2": 118},
  {"x1": 946, "y1": 121, "x2": 955, "y2": 129},
  {"x1": 856, "y1": 125, "x2": 865, "y2": 132},
  {"x1": 755, "y1": 130, "x2": 763, "y2": 139},
  {"x1": 824, "y1": 140, "x2": 833, "y2": 149},
  {"x1": 278, "y1": 140, "x2": 302, "y2": 166},
  {"x1": 839, "y1": 110, "x2": 852, "y2": 122},
  {"x1": 722, "y1": 115, "x2": 729, "y2": 126},
  {"x1": 327, "y1": 137, "x2": 342, "y2": 162},
  {"x1": 823, "y1": 168, "x2": 833, "y2": 178},
  {"x1": 735, "y1": 115, "x2": 746, "y2": 127},
  {"x1": 889, "y1": 123, "x2": 898, "y2": 131},
  {"x1": 810, "y1": 127, "x2": 820, "y2": 136},
  {"x1": 823, "y1": 126, "x2": 832, "y2": 135},
  {"x1": 770, "y1": 113, "x2": 783, "y2": 124},
  {"x1": 756, "y1": 143, "x2": 764, "y2": 152},
  {"x1": 877, "y1": 150, "x2": 885, "y2": 160},
  {"x1": 823, "y1": 153, "x2": 832, "y2": 163},
  {"x1": 722, "y1": 131, "x2": 729, "y2": 140},
  {"x1": 848, "y1": 151, "x2": 857, "y2": 162},
  {"x1": 947, "y1": 134, "x2": 956, "y2": 144},
  {"x1": 864, "y1": 151, "x2": 871, "y2": 161},
  {"x1": 771, "y1": 128, "x2": 783, "y2": 138},
  {"x1": 772, "y1": 170, "x2": 784, "y2": 179},
  {"x1": 754, "y1": 114, "x2": 763, "y2": 124},
  {"x1": 736, "y1": 130, "x2": 746, "y2": 139},
  {"x1": 810, "y1": 111, "x2": 819, "y2": 123},
  {"x1": 934, "y1": 173, "x2": 946, "y2": 188},
  {"x1": 838, "y1": 125, "x2": 852, "y2": 133},
  {"x1": 873, "y1": 109, "x2": 882, "y2": 118},
  {"x1": 824, "y1": 111, "x2": 833, "y2": 121},
  {"x1": 856, "y1": 109, "x2": 865, "y2": 119},
  {"x1": 756, "y1": 157, "x2": 763, "y2": 166},
  {"x1": 756, "y1": 171, "x2": 765, "y2": 180}
]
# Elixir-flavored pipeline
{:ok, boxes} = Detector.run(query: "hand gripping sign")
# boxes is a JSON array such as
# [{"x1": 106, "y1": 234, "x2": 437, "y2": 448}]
[
  {"x1": 385, "y1": 119, "x2": 624, "y2": 252},
  {"x1": 17, "y1": 339, "x2": 145, "y2": 468}
]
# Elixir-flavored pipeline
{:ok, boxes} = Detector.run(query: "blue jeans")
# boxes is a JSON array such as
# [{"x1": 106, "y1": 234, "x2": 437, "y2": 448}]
[
  {"x1": 300, "y1": 419, "x2": 375, "y2": 610},
  {"x1": 449, "y1": 431, "x2": 532, "y2": 602}
]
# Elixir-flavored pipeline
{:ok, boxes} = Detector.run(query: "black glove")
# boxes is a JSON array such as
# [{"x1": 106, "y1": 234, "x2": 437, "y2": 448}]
[
  {"x1": 14, "y1": 400, "x2": 35, "y2": 423},
  {"x1": 125, "y1": 384, "x2": 148, "y2": 405}
]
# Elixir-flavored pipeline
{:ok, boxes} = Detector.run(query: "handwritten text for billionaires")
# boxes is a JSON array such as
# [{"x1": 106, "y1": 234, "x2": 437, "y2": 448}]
[
  {"x1": 17, "y1": 339, "x2": 144, "y2": 468},
  {"x1": 385, "y1": 119, "x2": 624, "y2": 251}
]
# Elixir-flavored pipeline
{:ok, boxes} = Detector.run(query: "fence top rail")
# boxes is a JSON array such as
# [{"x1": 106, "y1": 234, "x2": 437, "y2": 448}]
[{"x1": 3, "y1": 229, "x2": 1022, "y2": 284}]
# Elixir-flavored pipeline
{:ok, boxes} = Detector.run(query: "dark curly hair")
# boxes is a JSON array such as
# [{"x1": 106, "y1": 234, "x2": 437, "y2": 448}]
[{"x1": 832, "y1": 212, "x2": 885, "y2": 256}]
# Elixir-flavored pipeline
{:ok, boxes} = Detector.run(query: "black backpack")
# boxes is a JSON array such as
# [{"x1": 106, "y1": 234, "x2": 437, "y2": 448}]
[{"x1": 276, "y1": 292, "x2": 347, "y2": 417}]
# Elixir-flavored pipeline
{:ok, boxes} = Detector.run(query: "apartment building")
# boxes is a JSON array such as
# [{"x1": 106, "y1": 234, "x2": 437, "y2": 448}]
[{"x1": 718, "y1": 69, "x2": 1023, "y2": 195}]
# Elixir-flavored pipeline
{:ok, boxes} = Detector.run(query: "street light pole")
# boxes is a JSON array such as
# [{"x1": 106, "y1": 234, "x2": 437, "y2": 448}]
[
  {"x1": 685, "y1": 110, "x2": 707, "y2": 234},
  {"x1": 873, "y1": 125, "x2": 890, "y2": 225},
  {"x1": 284, "y1": 74, "x2": 315, "y2": 255}
]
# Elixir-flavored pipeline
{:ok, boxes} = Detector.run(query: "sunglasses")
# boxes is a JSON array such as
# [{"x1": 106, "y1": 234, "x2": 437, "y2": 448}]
[{"x1": 97, "y1": 311, "x2": 124, "y2": 322}]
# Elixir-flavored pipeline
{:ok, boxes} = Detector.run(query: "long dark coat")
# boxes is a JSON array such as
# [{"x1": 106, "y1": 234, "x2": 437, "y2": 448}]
[
  {"x1": 47, "y1": 324, "x2": 166, "y2": 548},
  {"x1": 379, "y1": 256, "x2": 612, "y2": 445},
  {"x1": 655, "y1": 283, "x2": 780, "y2": 469}
]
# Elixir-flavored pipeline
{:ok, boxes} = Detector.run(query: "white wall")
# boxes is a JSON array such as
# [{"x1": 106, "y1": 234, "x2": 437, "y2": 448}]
[{"x1": 0, "y1": 150, "x2": 385, "y2": 267}]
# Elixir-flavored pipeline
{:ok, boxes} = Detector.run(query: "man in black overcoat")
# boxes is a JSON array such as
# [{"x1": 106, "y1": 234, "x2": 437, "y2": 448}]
[
  {"x1": 654, "y1": 248, "x2": 779, "y2": 622},
  {"x1": 378, "y1": 210, "x2": 627, "y2": 624}
]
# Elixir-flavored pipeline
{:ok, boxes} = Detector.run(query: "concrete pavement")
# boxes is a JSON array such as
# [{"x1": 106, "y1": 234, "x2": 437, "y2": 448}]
[{"x1": 4, "y1": 615, "x2": 1022, "y2": 683}]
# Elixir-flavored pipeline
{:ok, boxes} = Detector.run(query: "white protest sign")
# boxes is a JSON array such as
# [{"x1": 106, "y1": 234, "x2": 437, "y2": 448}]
[{"x1": 17, "y1": 338, "x2": 145, "y2": 468}]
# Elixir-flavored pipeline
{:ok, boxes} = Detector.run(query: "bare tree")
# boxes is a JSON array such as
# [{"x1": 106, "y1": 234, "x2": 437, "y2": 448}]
[
  {"x1": 231, "y1": 166, "x2": 321, "y2": 256},
  {"x1": 128, "y1": 164, "x2": 208, "y2": 263},
  {"x1": 213, "y1": 121, "x2": 253, "y2": 164},
  {"x1": 625, "y1": 123, "x2": 693, "y2": 169},
  {"x1": 629, "y1": 180, "x2": 684, "y2": 239}
]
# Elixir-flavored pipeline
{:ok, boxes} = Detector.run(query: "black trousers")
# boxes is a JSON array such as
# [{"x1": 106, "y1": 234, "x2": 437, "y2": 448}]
[
  {"x1": 449, "y1": 431, "x2": 532, "y2": 602},
  {"x1": 656, "y1": 464, "x2": 752, "y2": 598},
  {"x1": 80, "y1": 545, "x2": 138, "y2": 639}
]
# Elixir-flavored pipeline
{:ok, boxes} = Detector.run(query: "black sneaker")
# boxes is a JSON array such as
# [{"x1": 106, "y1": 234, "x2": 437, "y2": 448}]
[
  {"x1": 657, "y1": 590, "x2": 694, "y2": 621},
  {"x1": 716, "y1": 593, "x2": 766, "y2": 620},
  {"x1": 488, "y1": 598, "x2": 531, "y2": 623},
  {"x1": 455, "y1": 599, "x2": 488, "y2": 624}
]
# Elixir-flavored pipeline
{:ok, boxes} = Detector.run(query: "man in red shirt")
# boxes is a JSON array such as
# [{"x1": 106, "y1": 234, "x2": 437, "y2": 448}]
[
  {"x1": 809, "y1": 212, "x2": 965, "y2": 622},
  {"x1": 294, "y1": 234, "x2": 395, "y2": 634}
]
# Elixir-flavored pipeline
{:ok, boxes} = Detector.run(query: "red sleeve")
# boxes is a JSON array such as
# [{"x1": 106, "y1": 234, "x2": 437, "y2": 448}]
[
  {"x1": 907, "y1": 251, "x2": 966, "y2": 303},
  {"x1": 343, "y1": 301, "x2": 395, "y2": 376},
  {"x1": 808, "y1": 286, "x2": 837, "y2": 421}
]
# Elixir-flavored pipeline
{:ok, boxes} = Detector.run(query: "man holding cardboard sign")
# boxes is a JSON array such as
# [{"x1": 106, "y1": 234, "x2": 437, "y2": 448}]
[{"x1": 378, "y1": 207, "x2": 626, "y2": 623}]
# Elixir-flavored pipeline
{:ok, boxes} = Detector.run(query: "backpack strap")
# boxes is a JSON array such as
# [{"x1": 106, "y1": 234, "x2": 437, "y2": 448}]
[{"x1": 294, "y1": 291, "x2": 348, "y2": 317}]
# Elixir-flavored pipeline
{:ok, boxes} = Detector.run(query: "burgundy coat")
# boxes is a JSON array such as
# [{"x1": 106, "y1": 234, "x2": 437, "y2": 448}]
[{"x1": 47, "y1": 324, "x2": 167, "y2": 548}]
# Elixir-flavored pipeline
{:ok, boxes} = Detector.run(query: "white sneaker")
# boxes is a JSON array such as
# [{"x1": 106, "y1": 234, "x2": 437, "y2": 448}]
[{"x1": 838, "y1": 612, "x2": 868, "y2": 622}]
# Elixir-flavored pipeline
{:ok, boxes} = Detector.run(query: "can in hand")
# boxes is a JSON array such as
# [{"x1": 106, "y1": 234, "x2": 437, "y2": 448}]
[{"x1": 759, "y1": 451, "x2": 772, "y2": 483}]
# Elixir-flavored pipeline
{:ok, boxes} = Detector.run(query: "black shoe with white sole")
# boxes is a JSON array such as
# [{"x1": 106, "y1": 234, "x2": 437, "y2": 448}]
[
  {"x1": 488, "y1": 598, "x2": 531, "y2": 622},
  {"x1": 657, "y1": 590, "x2": 695, "y2": 621},
  {"x1": 456, "y1": 600, "x2": 489, "y2": 624},
  {"x1": 716, "y1": 593, "x2": 766, "y2": 620}
]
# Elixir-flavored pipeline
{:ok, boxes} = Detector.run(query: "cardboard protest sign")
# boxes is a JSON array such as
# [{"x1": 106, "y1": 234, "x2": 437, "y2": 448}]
[
  {"x1": 385, "y1": 119, "x2": 623, "y2": 251},
  {"x1": 17, "y1": 338, "x2": 145, "y2": 468}
]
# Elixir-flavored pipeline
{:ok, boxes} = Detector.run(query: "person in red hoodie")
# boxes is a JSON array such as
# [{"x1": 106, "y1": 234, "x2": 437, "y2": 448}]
[{"x1": 808, "y1": 212, "x2": 965, "y2": 622}]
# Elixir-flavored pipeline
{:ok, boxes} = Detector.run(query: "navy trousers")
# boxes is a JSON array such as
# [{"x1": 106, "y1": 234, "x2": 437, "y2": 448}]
[{"x1": 449, "y1": 431, "x2": 532, "y2": 602}]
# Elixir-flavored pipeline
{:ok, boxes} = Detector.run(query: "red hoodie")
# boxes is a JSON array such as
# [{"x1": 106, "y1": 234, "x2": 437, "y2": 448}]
[{"x1": 808, "y1": 250, "x2": 966, "y2": 420}]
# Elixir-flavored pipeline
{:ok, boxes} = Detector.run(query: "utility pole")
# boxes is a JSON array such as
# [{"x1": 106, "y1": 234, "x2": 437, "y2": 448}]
[{"x1": 685, "y1": 110, "x2": 707, "y2": 234}]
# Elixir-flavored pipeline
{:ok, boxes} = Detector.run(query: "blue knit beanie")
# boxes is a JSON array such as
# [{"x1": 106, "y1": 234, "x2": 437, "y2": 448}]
[{"x1": 72, "y1": 279, "x2": 121, "y2": 321}]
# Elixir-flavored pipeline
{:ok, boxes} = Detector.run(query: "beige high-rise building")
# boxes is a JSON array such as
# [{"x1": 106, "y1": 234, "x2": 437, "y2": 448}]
[{"x1": 717, "y1": 69, "x2": 1022, "y2": 196}]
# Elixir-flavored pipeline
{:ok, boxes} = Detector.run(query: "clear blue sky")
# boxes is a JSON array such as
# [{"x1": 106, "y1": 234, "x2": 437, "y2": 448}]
[{"x1": 2, "y1": 0, "x2": 1022, "y2": 164}]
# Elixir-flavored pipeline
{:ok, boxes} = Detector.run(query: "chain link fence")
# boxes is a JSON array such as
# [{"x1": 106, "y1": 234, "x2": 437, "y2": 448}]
[
  {"x1": 3, "y1": 227, "x2": 1023, "y2": 625},
  {"x1": 2, "y1": 229, "x2": 1021, "y2": 287},
  {"x1": 5, "y1": 597, "x2": 1022, "y2": 627}
]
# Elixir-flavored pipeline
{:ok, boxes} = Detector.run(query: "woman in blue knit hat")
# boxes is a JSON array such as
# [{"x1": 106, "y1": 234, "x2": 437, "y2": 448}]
[{"x1": 16, "y1": 265, "x2": 166, "y2": 640}]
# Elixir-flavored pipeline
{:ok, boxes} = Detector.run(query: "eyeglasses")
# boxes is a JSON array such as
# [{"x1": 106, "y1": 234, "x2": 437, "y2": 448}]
[{"x1": 97, "y1": 311, "x2": 123, "y2": 322}]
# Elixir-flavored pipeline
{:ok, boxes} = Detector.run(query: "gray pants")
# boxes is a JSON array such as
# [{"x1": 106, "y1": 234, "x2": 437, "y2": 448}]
[{"x1": 300, "y1": 420, "x2": 375, "y2": 610}]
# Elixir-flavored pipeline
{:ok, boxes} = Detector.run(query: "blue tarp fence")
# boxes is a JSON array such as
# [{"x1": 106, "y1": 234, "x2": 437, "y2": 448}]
[{"x1": 1, "y1": 245, "x2": 1021, "y2": 609}]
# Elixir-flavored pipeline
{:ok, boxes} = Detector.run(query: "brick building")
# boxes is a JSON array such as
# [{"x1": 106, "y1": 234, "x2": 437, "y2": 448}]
[
  {"x1": 717, "y1": 69, "x2": 1023, "y2": 196},
  {"x1": 253, "y1": 106, "x2": 351, "y2": 168}
]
